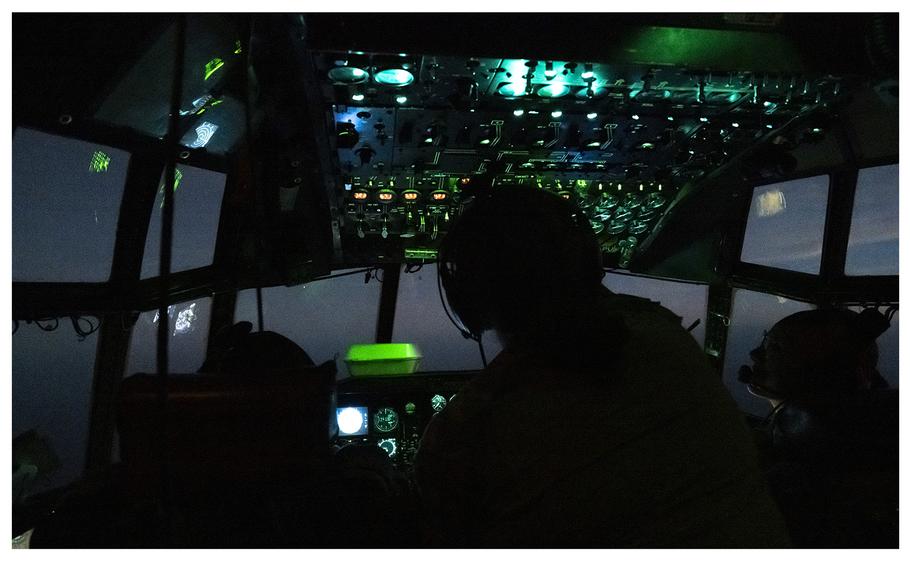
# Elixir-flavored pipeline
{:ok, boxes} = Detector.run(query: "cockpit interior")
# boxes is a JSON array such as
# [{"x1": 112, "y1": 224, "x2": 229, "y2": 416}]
[{"x1": 10, "y1": 12, "x2": 899, "y2": 549}]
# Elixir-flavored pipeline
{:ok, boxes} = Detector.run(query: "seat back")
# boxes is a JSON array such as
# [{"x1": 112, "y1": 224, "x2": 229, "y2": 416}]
[{"x1": 117, "y1": 361, "x2": 336, "y2": 496}]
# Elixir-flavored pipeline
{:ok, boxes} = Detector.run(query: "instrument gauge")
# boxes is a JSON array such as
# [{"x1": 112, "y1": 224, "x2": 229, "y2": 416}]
[
  {"x1": 430, "y1": 394, "x2": 447, "y2": 412},
  {"x1": 373, "y1": 407, "x2": 399, "y2": 433},
  {"x1": 377, "y1": 438, "x2": 397, "y2": 458}
]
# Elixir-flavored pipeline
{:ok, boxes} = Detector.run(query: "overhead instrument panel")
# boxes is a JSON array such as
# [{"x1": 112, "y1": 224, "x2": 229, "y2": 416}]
[{"x1": 312, "y1": 51, "x2": 855, "y2": 267}]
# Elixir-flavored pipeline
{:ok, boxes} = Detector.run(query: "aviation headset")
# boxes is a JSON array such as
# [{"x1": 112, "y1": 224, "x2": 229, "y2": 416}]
[
  {"x1": 437, "y1": 181, "x2": 604, "y2": 340},
  {"x1": 740, "y1": 306, "x2": 892, "y2": 402}
]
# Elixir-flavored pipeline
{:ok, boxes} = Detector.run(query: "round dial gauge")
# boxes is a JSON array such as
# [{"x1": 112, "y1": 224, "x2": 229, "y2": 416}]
[
  {"x1": 430, "y1": 394, "x2": 447, "y2": 412},
  {"x1": 373, "y1": 407, "x2": 399, "y2": 433},
  {"x1": 377, "y1": 438, "x2": 397, "y2": 458}
]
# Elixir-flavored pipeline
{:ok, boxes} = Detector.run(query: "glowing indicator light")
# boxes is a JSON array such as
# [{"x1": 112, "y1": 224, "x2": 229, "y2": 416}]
[
  {"x1": 766, "y1": 124, "x2": 774, "y2": 129},
  {"x1": 513, "y1": 109, "x2": 525, "y2": 117},
  {"x1": 731, "y1": 122, "x2": 740, "y2": 128},
  {"x1": 89, "y1": 151, "x2": 111, "y2": 173},
  {"x1": 395, "y1": 95, "x2": 408, "y2": 104},
  {"x1": 497, "y1": 83, "x2": 527, "y2": 97},
  {"x1": 581, "y1": 65, "x2": 595, "y2": 80},
  {"x1": 351, "y1": 93, "x2": 365, "y2": 102},
  {"x1": 403, "y1": 191, "x2": 419, "y2": 201},
  {"x1": 204, "y1": 58, "x2": 224, "y2": 81},
  {"x1": 538, "y1": 84, "x2": 571, "y2": 98},
  {"x1": 560, "y1": 192, "x2": 571, "y2": 200},
  {"x1": 404, "y1": 402, "x2": 416, "y2": 414},
  {"x1": 431, "y1": 192, "x2": 448, "y2": 201},
  {"x1": 586, "y1": 112, "x2": 598, "y2": 120},
  {"x1": 667, "y1": 116, "x2": 674, "y2": 121},
  {"x1": 811, "y1": 127, "x2": 822, "y2": 133},
  {"x1": 629, "y1": 89, "x2": 641, "y2": 99},
  {"x1": 551, "y1": 110, "x2": 563, "y2": 118},
  {"x1": 353, "y1": 191, "x2": 368, "y2": 200},
  {"x1": 337, "y1": 407, "x2": 367, "y2": 436},
  {"x1": 479, "y1": 138, "x2": 491, "y2": 145},
  {"x1": 234, "y1": 40, "x2": 242, "y2": 55},
  {"x1": 378, "y1": 192, "x2": 395, "y2": 202},
  {"x1": 188, "y1": 121, "x2": 219, "y2": 148},
  {"x1": 544, "y1": 61, "x2": 557, "y2": 80},
  {"x1": 374, "y1": 68, "x2": 415, "y2": 86},
  {"x1": 641, "y1": 142, "x2": 654, "y2": 150},
  {"x1": 699, "y1": 117, "x2": 709, "y2": 122},
  {"x1": 632, "y1": 114, "x2": 640, "y2": 121},
  {"x1": 728, "y1": 93, "x2": 740, "y2": 103},
  {"x1": 763, "y1": 101, "x2": 773, "y2": 107},
  {"x1": 431, "y1": 394, "x2": 447, "y2": 412}
]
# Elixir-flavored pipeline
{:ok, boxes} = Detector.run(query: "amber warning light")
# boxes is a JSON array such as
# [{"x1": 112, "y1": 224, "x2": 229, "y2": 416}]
[
  {"x1": 378, "y1": 192, "x2": 395, "y2": 202},
  {"x1": 353, "y1": 191, "x2": 369, "y2": 200}
]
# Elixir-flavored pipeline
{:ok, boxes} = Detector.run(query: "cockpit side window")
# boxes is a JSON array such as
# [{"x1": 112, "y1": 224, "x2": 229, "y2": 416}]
[
  {"x1": 740, "y1": 175, "x2": 829, "y2": 275},
  {"x1": 233, "y1": 270, "x2": 383, "y2": 368},
  {"x1": 721, "y1": 289, "x2": 814, "y2": 417},
  {"x1": 12, "y1": 128, "x2": 130, "y2": 282},
  {"x1": 845, "y1": 164, "x2": 899, "y2": 276},
  {"x1": 140, "y1": 165, "x2": 226, "y2": 279},
  {"x1": 602, "y1": 271, "x2": 708, "y2": 347},
  {"x1": 125, "y1": 298, "x2": 213, "y2": 375},
  {"x1": 13, "y1": 319, "x2": 100, "y2": 491}
]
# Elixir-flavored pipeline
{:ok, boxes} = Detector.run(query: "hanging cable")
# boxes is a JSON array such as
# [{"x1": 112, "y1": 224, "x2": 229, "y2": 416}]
[
  {"x1": 477, "y1": 336, "x2": 488, "y2": 368},
  {"x1": 35, "y1": 318, "x2": 60, "y2": 332},
  {"x1": 70, "y1": 316, "x2": 100, "y2": 341}
]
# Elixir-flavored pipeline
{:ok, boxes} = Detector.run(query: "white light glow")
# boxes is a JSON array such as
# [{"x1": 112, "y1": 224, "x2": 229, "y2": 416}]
[
  {"x1": 337, "y1": 407, "x2": 367, "y2": 435},
  {"x1": 188, "y1": 122, "x2": 219, "y2": 149},
  {"x1": 174, "y1": 302, "x2": 197, "y2": 335}
]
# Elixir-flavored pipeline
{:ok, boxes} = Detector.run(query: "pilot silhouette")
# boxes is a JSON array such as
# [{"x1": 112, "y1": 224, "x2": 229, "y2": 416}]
[{"x1": 414, "y1": 184, "x2": 790, "y2": 547}]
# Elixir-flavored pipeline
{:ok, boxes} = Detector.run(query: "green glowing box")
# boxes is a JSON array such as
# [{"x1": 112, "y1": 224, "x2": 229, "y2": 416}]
[{"x1": 344, "y1": 343, "x2": 422, "y2": 377}]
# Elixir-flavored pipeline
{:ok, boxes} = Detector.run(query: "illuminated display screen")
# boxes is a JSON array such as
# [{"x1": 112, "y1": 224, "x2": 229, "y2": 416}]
[
  {"x1": 378, "y1": 192, "x2": 395, "y2": 202},
  {"x1": 336, "y1": 406, "x2": 369, "y2": 436},
  {"x1": 403, "y1": 191, "x2": 419, "y2": 201},
  {"x1": 352, "y1": 191, "x2": 368, "y2": 200},
  {"x1": 431, "y1": 192, "x2": 448, "y2": 201}
]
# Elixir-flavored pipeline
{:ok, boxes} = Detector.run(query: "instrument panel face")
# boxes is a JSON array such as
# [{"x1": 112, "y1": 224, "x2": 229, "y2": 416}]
[
  {"x1": 313, "y1": 51, "x2": 855, "y2": 267},
  {"x1": 335, "y1": 372, "x2": 474, "y2": 469}
]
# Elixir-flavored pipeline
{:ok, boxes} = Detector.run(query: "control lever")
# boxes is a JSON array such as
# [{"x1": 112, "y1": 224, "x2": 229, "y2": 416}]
[
  {"x1": 430, "y1": 214, "x2": 439, "y2": 240},
  {"x1": 418, "y1": 212, "x2": 426, "y2": 234},
  {"x1": 381, "y1": 214, "x2": 389, "y2": 239}
]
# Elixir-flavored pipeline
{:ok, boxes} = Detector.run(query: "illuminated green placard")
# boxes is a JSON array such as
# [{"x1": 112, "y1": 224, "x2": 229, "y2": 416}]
[
  {"x1": 234, "y1": 40, "x2": 242, "y2": 55},
  {"x1": 89, "y1": 151, "x2": 111, "y2": 173},
  {"x1": 158, "y1": 168, "x2": 184, "y2": 207},
  {"x1": 204, "y1": 58, "x2": 224, "y2": 81}
]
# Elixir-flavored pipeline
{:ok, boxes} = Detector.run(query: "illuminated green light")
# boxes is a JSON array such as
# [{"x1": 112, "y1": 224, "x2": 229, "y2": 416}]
[
  {"x1": 204, "y1": 58, "x2": 224, "y2": 81},
  {"x1": 629, "y1": 89, "x2": 641, "y2": 99},
  {"x1": 641, "y1": 142, "x2": 654, "y2": 150},
  {"x1": 497, "y1": 83, "x2": 527, "y2": 97},
  {"x1": 763, "y1": 101, "x2": 773, "y2": 107},
  {"x1": 374, "y1": 68, "x2": 414, "y2": 86},
  {"x1": 210, "y1": 98, "x2": 224, "y2": 107},
  {"x1": 158, "y1": 169, "x2": 184, "y2": 208},
  {"x1": 424, "y1": 137, "x2": 435, "y2": 144},
  {"x1": 479, "y1": 138, "x2": 491, "y2": 145},
  {"x1": 234, "y1": 40, "x2": 242, "y2": 55},
  {"x1": 728, "y1": 93, "x2": 740, "y2": 103},
  {"x1": 766, "y1": 124, "x2": 774, "y2": 129},
  {"x1": 395, "y1": 95, "x2": 408, "y2": 104},
  {"x1": 538, "y1": 83, "x2": 571, "y2": 98},
  {"x1": 513, "y1": 109, "x2": 525, "y2": 117},
  {"x1": 351, "y1": 93, "x2": 365, "y2": 102},
  {"x1": 89, "y1": 151, "x2": 111, "y2": 173},
  {"x1": 663, "y1": 90, "x2": 672, "y2": 98},
  {"x1": 431, "y1": 394, "x2": 447, "y2": 412},
  {"x1": 551, "y1": 110, "x2": 563, "y2": 118},
  {"x1": 586, "y1": 112, "x2": 598, "y2": 120},
  {"x1": 404, "y1": 402, "x2": 417, "y2": 414},
  {"x1": 405, "y1": 247, "x2": 438, "y2": 260},
  {"x1": 346, "y1": 343, "x2": 421, "y2": 362},
  {"x1": 699, "y1": 117, "x2": 709, "y2": 122}
]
